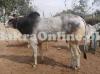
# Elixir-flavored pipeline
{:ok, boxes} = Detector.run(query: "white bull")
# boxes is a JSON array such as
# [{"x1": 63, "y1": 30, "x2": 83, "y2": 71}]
[{"x1": 28, "y1": 13, "x2": 96, "y2": 70}]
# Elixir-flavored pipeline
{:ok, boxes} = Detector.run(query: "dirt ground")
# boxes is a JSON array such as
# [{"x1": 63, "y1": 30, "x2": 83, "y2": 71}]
[{"x1": 0, "y1": 41, "x2": 99, "y2": 74}]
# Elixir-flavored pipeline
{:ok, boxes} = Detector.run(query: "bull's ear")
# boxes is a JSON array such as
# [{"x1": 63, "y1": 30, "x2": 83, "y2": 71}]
[
  {"x1": 28, "y1": 11, "x2": 40, "y2": 18},
  {"x1": 33, "y1": 12, "x2": 40, "y2": 16}
]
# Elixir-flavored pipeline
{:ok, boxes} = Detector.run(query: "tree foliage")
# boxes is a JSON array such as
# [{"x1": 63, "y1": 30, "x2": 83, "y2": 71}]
[
  {"x1": 0, "y1": 0, "x2": 33, "y2": 15},
  {"x1": 73, "y1": 0, "x2": 88, "y2": 17}
]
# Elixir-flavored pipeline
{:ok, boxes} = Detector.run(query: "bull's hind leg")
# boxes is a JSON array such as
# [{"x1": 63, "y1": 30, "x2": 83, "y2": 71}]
[
  {"x1": 70, "y1": 43, "x2": 81, "y2": 70},
  {"x1": 76, "y1": 45, "x2": 81, "y2": 68}
]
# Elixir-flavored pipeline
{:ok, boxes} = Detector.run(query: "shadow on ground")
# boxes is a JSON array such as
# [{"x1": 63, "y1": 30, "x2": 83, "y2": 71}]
[{"x1": 0, "y1": 55, "x2": 68, "y2": 68}]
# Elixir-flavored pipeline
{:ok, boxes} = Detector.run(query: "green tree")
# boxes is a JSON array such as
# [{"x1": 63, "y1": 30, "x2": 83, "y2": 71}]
[
  {"x1": 0, "y1": 0, "x2": 33, "y2": 15},
  {"x1": 73, "y1": 0, "x2": 88, "y2": 17}
]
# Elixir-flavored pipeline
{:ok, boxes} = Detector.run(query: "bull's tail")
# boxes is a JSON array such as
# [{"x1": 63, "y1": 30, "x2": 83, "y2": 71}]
[
  {"x1": 83, "y1": 20, "x2": 87, "y2": 60},
  {"x1": 83, "y1": 51, "x2": 87, "y2": 59}
]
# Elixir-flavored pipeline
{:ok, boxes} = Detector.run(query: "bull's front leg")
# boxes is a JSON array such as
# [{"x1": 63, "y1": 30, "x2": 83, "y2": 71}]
[
  {"x1": 30, "y1": 38, "x2": 38, "y2": 68},
  {"x1": 38, "y1": 43, "x2": 44, "y2": 61},
  {"x1": 32, "y1": 43, "x2": 38, "y2": 67}
]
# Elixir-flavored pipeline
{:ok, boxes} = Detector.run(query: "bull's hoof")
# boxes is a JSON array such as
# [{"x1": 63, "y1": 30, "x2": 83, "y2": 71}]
[
  {"x1": 31, "y1": 64, "x2": 38, "y2": 70},
  {"x1": 27, "y1": 44, "x2": 31, "y2": 48},
  {"x1": 31, "y1": 63, "x2": 37, "y2": 68},
  {"x1": 67, "y1": 64, "x2": 80, "y2": 70},
  {"x1": 74, "y1": 66, "x2": 80, "y2": 71},
  {"x1": 57, "y1": 47, "x2": 61, "y2": 50}
]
